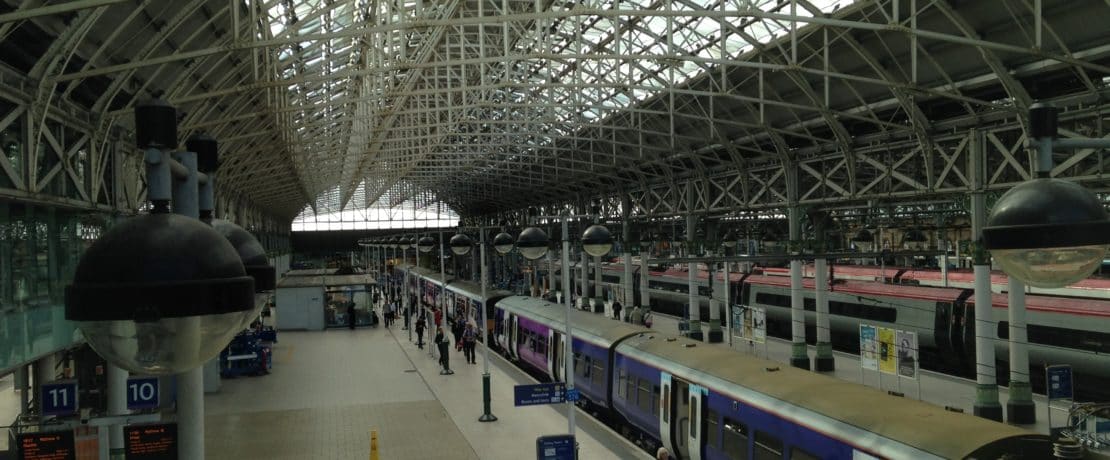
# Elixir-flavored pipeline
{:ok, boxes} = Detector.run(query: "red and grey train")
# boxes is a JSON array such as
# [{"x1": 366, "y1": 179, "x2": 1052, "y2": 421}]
[{"x1": 569, "y1": 262, "x2": 1110, "y2": 397}]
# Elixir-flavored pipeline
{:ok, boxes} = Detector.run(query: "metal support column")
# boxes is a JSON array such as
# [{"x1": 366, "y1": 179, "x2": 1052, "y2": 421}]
[
  {"x1": 788, "y1": 207, "x2": 809, "y2": 370},
  {"x1": 478, "y1": 231, "x2": 497, "y2": 422},
  {"x1": 107, "y1": 364, "x2": 128, "y2": 458},
  {"x1": 707, "y1": 261, "x2": 722, "y2": 343},
  {"x1": 580, "y1": 251, "x2": 589, "y2": 310},
  {"x1": 1006, "y1": 278, "x2": 1035, "y2": 424},
  {"x1": 970, "y1": 129, "x2": 1002, "y2": 421},
  {"x1": 686, "y1": 182, "x2": 702, "y2": 341},
  {"x1": 814, "y1": 258, "x2": 834, "y2": 371},
  {"x1": 639, "y1": 254, "x2": 651, "y2": 314}
]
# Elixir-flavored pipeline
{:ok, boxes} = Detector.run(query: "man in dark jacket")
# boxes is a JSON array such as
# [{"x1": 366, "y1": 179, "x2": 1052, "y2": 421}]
[
  {"x1": 435, "y1": 327, "x2": 452, "y2": 374},
  {"x1": 415, "y1": 316, "x2": 426, "y2": 349}
]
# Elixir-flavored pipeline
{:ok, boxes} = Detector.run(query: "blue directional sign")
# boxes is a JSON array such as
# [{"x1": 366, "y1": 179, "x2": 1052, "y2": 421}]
[
  {"x1": 40, "y1": 380, "x2": 78, "y2": 417},
  {"x1": 1046, "y1": 365, "x2": 1074, "y2": 400},
  {"x1": 126, "y1": 377, "x2": 160, "y2": 410},
  {"x1": 536, "y1": 434, "x2": 576, "y2": 460},
  {"x1": 565, "y1": 388, "x2": 580, "y2": 402},
  {"x1": 514, "y1": 383, "x2": 566, "y2": 407}
]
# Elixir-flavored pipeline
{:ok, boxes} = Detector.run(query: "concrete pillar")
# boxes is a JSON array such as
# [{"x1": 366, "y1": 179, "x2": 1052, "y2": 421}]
[
  {"x1": 107, "y1": 364, "x2": 128, "y2": 458},
  {"x1": 788, "y1": 209, "x2": 809, "y2": 370},
  {"x1": 686, "y1": 182, "x2": 702, "y2": 341},
  {"x1": 580, "y1": 251, "x2": 589, "y2": 309},
  {"x1": 1006, "y1": 278, "x2": 1036, "y2": 424},
  {"x1": 970, "y1": 129, "x2": 1002, "y2": 421},
  {"x1": 593, "y1": 254, "x2": 603, "y2": 312},
  {"x1": 814, "y1": 258, "x2": 834, "y2": 371},
  {"x1": 639, "y1": 255, "x2": 651, "y2": 312},
  {"x1": 707, "y1": 262, "x2": 722, "y2": 343}
]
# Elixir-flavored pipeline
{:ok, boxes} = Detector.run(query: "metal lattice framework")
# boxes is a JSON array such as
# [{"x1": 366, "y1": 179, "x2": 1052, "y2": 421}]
[{"x1": 0, "y1": 0, "x2": 1107, "y2": 226}]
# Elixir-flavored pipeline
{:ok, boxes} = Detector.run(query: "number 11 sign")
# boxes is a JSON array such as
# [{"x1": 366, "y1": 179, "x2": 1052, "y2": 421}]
[{"x1": 40, "y1": 380, "x2": 79, "y2": 417}]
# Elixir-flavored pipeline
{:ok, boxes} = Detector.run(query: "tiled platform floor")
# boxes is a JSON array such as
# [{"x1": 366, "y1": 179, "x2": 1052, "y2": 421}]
[{"x1": 205, "y1": 323, "x2": 648, "y2": 459}]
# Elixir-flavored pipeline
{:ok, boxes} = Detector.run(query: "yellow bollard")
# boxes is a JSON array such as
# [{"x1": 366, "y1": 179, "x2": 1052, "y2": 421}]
[{"x1": 369, "y1": 429, "x2": 379, "y2": 460}]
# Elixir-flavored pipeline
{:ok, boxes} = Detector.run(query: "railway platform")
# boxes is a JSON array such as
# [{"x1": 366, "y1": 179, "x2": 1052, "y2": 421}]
[{"x1": 201, "y1": 320, "x2": 650, "y2": 459}]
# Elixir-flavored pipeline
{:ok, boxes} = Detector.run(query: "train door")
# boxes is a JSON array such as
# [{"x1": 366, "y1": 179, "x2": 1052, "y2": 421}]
[
  {"x1": 659, "y1": 373, "x2": 676, "y2": 459},
  {"x1": 508, "y1": 315, "x2": 519, "y2": 360},
  {"x1": 687, "y1": 384, "x2": 708, "y2": 460},
  {"x1": 672, "y1": 377, "x2": 692, "y2": 460},
  {"x1": 548, "y1": 329, "x2": 560, "y2": 381}
]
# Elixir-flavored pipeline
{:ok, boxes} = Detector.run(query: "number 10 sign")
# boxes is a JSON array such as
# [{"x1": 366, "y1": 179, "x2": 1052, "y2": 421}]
[{"x1": 126, "y1": 377, "x2": 160, "y2": 410}]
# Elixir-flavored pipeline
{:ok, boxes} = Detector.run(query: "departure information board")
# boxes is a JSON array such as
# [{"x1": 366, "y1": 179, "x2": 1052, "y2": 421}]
[
  {"x1": 124, "y1": 423, "x2": 177, "y2": 460},
  {"x1": 17, "y1": 430, "x2": 75, "y2": 460}
]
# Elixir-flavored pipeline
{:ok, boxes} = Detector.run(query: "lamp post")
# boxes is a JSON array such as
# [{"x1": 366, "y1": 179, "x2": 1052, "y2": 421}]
[
  {"x1": 517, "y1": 217, "x2": 612, "y2": 438},
  {"x1": 981, "y1": 103, "x2": 1110, "y2": 424},
  {"x1": 452, "y1": 229, "x2": 502, "y2": 422}
]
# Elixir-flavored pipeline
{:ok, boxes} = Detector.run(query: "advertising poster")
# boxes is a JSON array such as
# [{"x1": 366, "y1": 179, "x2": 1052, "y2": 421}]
[
  {"x1": 897, "y1": 330, "x2": 917, "y2": 379},
  {"x1": 878, "y1": 327, "x2": 896, "y2": 375},
  {"x1": 731, "y1": 305, "x2": 767, "y2": 344},
  {"x1": 859, "y1": 324, "x2": 878, "y2": 371},
  {"x1": 751, "y1": 307, "x2": 766, "y2": 343}
]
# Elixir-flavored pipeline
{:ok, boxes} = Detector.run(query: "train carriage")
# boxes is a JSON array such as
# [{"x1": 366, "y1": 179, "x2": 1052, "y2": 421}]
[{"x1": 616, "y1": 332, "x2": 1054, "y2": 460}]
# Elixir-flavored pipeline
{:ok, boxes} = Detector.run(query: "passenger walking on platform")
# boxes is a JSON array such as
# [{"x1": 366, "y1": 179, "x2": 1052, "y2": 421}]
[
  {"x1": 462, "y1": 323, "x2": 477, "y2": 364},
  {"x1": 347, "y1": 302, "x2": 357, "y2": 330},
  {"x1": 435, "y1": 327, "x2": 452, "y2": 372},
  {"x1": 415, "y1": 316, "x2": 426, "y2": 349},
  {"x1": 452, "y1": 315, "x2": 465, "y2": 345},
  {"x1": 403, "y1": 305, "x2": 411, "y2": 330},
  {"x1": 656, "y1": 447, "x2": 671, "y2": 460},
  {"x1": 612, "y1": 300, "x2": 622, "y2": 321}
]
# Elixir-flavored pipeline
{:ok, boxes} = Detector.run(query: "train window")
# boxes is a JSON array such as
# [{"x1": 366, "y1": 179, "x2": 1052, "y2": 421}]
[
  {"x1": 573, "y1": 353, "x2": 583, "y2": 376},
  {"x1": 662, "y1": 389, "x2": 670, "y2": 423},
  {"x1": 689, "y1": 400, "x2": 698, "y2": 438},
  {"x1": 997, "y1": 322, "x2": 1110, "y2": 354},
  {"x1": 790, "y1": 447, "x2": 819, "y2": 460},
  {"x1": 651, "y1": 385, "x2": 660, "y2": 415},
  {"x1": 591, "y1": 360, "x2": 604, "y2": 386},
  {"x1": 754, "y1": 431, "x2": 783, "y2": 460},
  {"x1": 722, "y1": 417, "x2": 749, "y2": 459},
  {"x1": 583, "y1": 356, "x2": 592, "y2": 378},
  {"x1": 617, "y1": 368, "x2": 626, "y2": 398},
  {"x1": 706, "y1": 409, "x2": 719, "y2": 449},
  {"x1": 637, "y1": 379, "x2": 652, "y2": 413},
  {"x1": 627, "y1": 375, "x2": 636, "y2": 404}
]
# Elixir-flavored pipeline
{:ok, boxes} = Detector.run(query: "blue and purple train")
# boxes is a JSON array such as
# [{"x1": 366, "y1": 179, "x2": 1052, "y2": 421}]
[{"x1": 400, "y1": 265, "x2": 1052, "y2": 459}]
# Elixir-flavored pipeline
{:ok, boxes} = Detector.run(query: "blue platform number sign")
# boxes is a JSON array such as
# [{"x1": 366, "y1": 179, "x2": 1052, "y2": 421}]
[
  {"x1": 536, "y1": 434, "x2": 576, "y2": 460},
  {"x1": 565, "y1": 388, "x2": 580, "y2": 403},
  {"x1": 514, "y1": 383, "x2": 566, "y2": 407},
  {"x1": 40, "y1": 381, "x2": 78, "y2": 417},
  {"x1": 1046, "y1": 365, "x2": 1073, "y2": 400},
  {"x1": 127, "y1": 377, "x2": 160, "y2": 410}
]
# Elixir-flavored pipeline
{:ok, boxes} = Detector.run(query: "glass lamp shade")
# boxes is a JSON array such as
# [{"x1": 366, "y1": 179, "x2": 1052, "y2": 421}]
[
  {"x1": 983, "y1": 178, "x2": 1110, "y2": 288},
  {"x1": 418, "y1": 236, "x2": 436, "y2": 253},
  {"x1": 80, "y1": 313, "x2": 245, "y2": 375},
  {"x1": 722, "y1": 231, "x2": 738, "y2": 249},
  {"x1": 581, "y1": 224, "x2": 613, "y2": 257},
  {"x1": 450, "y1": 233, "x2": 473, "y2": 256},
  {"x1": 493, "y1": 232, "x2": 515, "y2": 255},
  {"x1": 408, "y1": 237, "x2": 418, "y2": 249},
  {"x1": 993, "y1": 246, "x2": 1106, "y2": 289},
  {"x1": 64, "y1": 213, "x2": 253, "y2": 375},
  {"x1": 516, "y1": 227, "x2": 550, "y2": 260}
]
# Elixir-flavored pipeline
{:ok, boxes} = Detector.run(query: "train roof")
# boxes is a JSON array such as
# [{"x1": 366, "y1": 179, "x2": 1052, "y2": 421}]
[
  {"x1": 600, "y1": 262, "x2": 1110, "y2": 318},
  {"x1": 497, "y1": 296, "x2": 644, "y2": 347},
  {"x1": 401, "y1": 265, "x2": 512, "y2": 301},
  {"x1": 743, "y1": 274, "x2": 1110, "y2": 318},
  {"x1": 615, "y1": 333, "x2": 1050, "y2": 459}
]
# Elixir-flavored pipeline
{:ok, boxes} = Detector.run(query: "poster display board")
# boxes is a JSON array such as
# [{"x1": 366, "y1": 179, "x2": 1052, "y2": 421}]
[
  {"x1": 878, "y1": 327, "x2": 896, "y2": 375},
  {"x1": 859, "y1": 324, "x2": 878, "y2": 371},
  {"x1": 730, "y1": 305, "x2": 766, "y2": 343},
  {"x1": 897, "y1": 330, "x2": 918, "y2": 379}
]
